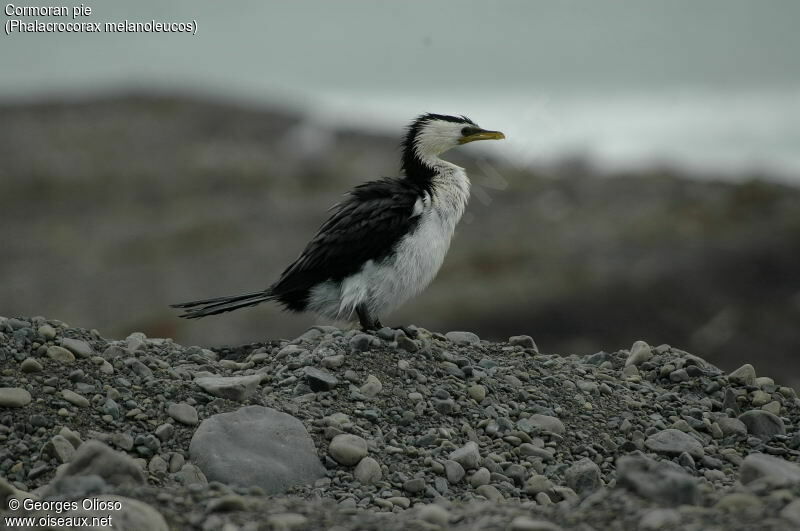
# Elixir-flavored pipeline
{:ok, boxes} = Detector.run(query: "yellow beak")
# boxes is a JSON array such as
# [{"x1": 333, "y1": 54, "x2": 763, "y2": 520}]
[{"x1": 458, "y1": 129, "x2": 506, "y2": 144}]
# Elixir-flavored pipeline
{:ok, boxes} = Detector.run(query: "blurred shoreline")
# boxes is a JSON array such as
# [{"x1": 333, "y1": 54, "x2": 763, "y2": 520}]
[{"x1": 2, "y1": 93, "x2": 799, "y2": 387}]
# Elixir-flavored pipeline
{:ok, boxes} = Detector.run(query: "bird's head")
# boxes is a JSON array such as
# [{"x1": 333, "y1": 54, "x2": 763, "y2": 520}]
[{"x1": 403, "y1": 113, "x2": 505, "y2": 160}]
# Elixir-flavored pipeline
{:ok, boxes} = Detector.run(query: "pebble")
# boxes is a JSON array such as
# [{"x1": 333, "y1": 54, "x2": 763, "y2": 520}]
[
  {"x1": 448, "y1": 441, "x2": 481, "y2": 470},
  {"x1": 444, "y1": 459, "x2": 465, "y2": 483},
  {"x1": 475, "y1": 484, "x2": 504, "y2": 502},
  {"x1": 61, "y1": 337, "x2": 94, "y2": 358},
  {"x1": 349, "y1": 334, "x2": 373, "y2": 352},
  {"x1": 329, "y1": 433, "x2": 368, "y2": 466},
  {"x1": 303, "y1": 367, "x2": 339, "y2": 392},
  {"x1": 194, "y1": 374, "x2": 263, "y2": 402},
  {"x1": 396, "y1": 335, "x2": 418, "y2": 353},
  {"x1": 729, "y1": 364, "x2": 756, "y2": 386},
  {"x1": 564, "y1": 457, "x2": 601, "y2": 495},
  {"x1": 445, "y1": 331, "x2": 480, "y2": 345},
  {"x1": 167, "y1": 402, "x2": 199, "y2": 425},
  {"x1": 469, "y1": 467, "x2": 491, "y2": 487},
  {"x1": 20, "y1": 357, "x2": 43, "y2": 372},
  {"x1": 353, "y1": 456, "x2": 382, "y2": 484},
  {"x1": 417, "y1": 504, "x2": 450, "y2": 526},
  {"x1": 738, "y1": 410, "x2": 785, "y2": 439},
  {"x1": 740, "y1": 453, "x2": 800, "y2": 488},
  {"x1": 508, "y1": 335, "x2": 537, "y2": 350},
  {"x1": 38, "y1": 324, "x2": 57, "y2": 339},
  {"x1": 625, "y1": 340, "x2": 653, "y2": 367},
  {"x1": 468, "y1": 384, "x2": 486, "y2": 402},
  {"x1": 61, "y1": 389, "x2": 90, "y2": 408},
  {"x1": 717, "y1": 417, "x2": 747, "y2": 437},
  {"x1": 47, "y1": 345, "x2": 75, "y2": 363},
  {"x1": 644, "y1": 428, "x2": 704, "y2": 458},
  {"x1": 518, "y1": 414, "x2": 565, "y2": 435},
  {"x1": 403, "y1": 477, "x2": 426, "y2": 494},
  {"x1": 0, "y1": 387, "x2": 32, "y2": 407},
  {"x1": 360, "y1": 374, "x2": 382, "y2": 397}
]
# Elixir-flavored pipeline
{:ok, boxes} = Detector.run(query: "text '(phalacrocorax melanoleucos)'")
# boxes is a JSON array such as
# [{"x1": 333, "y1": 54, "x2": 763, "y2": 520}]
[{"x1": 171, "y1": 114, "x2": 505, "y2": 330}]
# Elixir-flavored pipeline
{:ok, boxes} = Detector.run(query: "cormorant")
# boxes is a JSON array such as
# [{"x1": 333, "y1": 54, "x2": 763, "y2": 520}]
[{"x1": 171, "y1": 113, "x2": 505, "y2": 330}]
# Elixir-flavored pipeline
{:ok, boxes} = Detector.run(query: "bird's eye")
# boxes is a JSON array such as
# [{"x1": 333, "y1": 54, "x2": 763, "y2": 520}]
[{"x1": 461, "y1": 127, "x2": 474, "y2": 136}]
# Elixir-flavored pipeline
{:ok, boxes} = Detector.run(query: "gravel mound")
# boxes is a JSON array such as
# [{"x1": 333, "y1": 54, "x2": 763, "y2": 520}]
[{"x1": 1, "y1": 315, "x2": 799, "y2": 529}]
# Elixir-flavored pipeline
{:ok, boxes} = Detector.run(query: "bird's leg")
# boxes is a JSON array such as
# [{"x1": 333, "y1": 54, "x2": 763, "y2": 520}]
[{"x1": 356, "y1": 304, "x2": 381, "y2": 331}]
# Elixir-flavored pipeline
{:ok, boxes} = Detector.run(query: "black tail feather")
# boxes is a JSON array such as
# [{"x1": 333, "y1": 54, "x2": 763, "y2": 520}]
[{"x1": 170, "y1": 290, "x2": 272, "y2": 319}]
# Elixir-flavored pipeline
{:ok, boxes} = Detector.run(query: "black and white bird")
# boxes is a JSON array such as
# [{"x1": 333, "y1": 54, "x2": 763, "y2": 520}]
[{"x1": 171, "y1": 113, "x2": 505, "y2": 330}]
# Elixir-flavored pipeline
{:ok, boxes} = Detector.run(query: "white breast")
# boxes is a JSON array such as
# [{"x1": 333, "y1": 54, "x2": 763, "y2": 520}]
[{"x1": 308, "y1": 164, "x2": 470, "y2": 322}]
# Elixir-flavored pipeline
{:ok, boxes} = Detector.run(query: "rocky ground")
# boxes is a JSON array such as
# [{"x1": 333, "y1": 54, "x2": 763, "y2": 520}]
[{"x1": 1, "y1": 315, "x2": 800, "y2": 530}]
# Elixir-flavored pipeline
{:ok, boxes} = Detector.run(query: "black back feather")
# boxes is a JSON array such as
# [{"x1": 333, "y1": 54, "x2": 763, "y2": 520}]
[{"x1": 270, "y1": 177, "x2": 427, "y2": 311}]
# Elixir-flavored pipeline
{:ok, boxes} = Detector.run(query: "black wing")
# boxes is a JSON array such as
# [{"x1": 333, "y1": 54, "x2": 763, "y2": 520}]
[{"x1": 271, "y1": 177, "x2": 424, "y2": 311}]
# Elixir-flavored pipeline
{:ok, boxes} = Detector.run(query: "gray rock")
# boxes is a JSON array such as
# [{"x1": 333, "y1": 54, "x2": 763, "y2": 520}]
[
  {"x1": 167, "y1": 402, "x2": 199, "y2": 426},
  {"x1": 509, "y1": 335, "x2": 537, "y2": 350},
  {"x1": 616, "y1": 454, "x2": 698, "y2": 506},
  {"x1": 61, "y1": 337, "x2": 94, "y2": 358},
  {"x1": 47, "y1": 345, "x2": 75, "y2": 363},
  {"x1": 404, "y1": 477, "x2": 426, "y2": 494},
  {"x1": 43, "y1": 434, "x2": 77, "y2": 463},
  {"x1": 565, "y1": 457, "x2": 601, "y2": 496},
  {"x1": 475, "y1": 484, "x2": 504, "y2": 502},
  {"x1": 303, "y1": 367, "x2": 339, "y2": 392},
  {"x1": 38, "y1": 324, "x2": 57, "y2": 339},
  {"x1": 175, "y1": 464, "x2": 208, "y2": 487},
  {"x1": 360, "y1": 374, "x2": 382, "y2": 398},
  {"x1": 20, "y1": 358, "x2": 43, "y2": 373},
  {"x1": 42, "y1": 440, "x2": 145, "y2": 497},
  {"x1": 524, "y1": 474, "x2": 554, "y2": 495},
  {"x1": 353, "y1": 456, "x2": 382, "y2": 484},
  {"x1": 738, "y1": 410, "x2": 785, "y2": 439},
  {"x1": 190, "y1": 405, "x2": 324, "y2": 494},
  {"x1": 349, "y1": 333, "x2": 373, "y2": 352},
  {"x1": 625, "y1": 340, "x2": 652, "y2": 367},
  {"x1": 194, "y1": 374, "x2": 262, "y2": 401},
  {"x1": 717, "y1": 417, "x2": 747, "y2": 437},
  {"x1": 739, "y1": 453, "x2": 800, "y2": 488},
  {"x1": 397, "y1": 334, "x2": 419, "y2": 353},
  {"x1": 418, "y1": 504, "x2": 450, "y2": 526},
  {"x1": 267, "y1": 513, "x2": 308, "y2": 530},
  {"x1": 329, "y1": 433, "x2": 368, "y2": 466},
  {"x1": 445, "y1": 331, "x2": 480, "y2": 345},
  {"x1": 468, "y1": 384, "x2": 486, "y2": 402},
  {"x1": 729, "y1": 363, "x2": 756, "y2": 386},
  {"x1": 444, "y1": 459, "x2": 465, "y2": 483},
  {"x1": 644, "y1": 429, "x2": 704, "y2": 458},
  {"x1": 61, "y1": 389, "x2": 90, "y2": 408},
  {"x1": 517, "y1": 414, "x2": 565, "y2": 435},
  {"x1": 448, "y1": 441, "x2": 480, "y2": 470},
  {"x1": 0, "y1": 387, "x2": 32, "y2": 407},
  {"x1": 469, "y1": 467, "x2": 491, "y2": 487}
]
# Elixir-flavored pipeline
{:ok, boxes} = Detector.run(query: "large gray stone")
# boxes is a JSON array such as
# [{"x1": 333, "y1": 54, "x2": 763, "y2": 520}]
[
  {"x1": 60, "y1": 337, "x2": 94, "y2": 358},
  {"x1": 644, "y1": 429, "x2": 704, "y2": 458},
  {"x1": 740, "y1": 453, "x2": 800, "y2": 488},
  {"x1": 194, "y1": 374, "x2": 263, "y2": 401},
  {"x1": 739, "y1": 410, "x2": 785, "y2": 439},
  {"x1": 190, "y1": 405, "x2": 324, "y2": 494},
  {"x1": 616, "y1": 454, "x2": 698, "y2": 506},
  {"x1": 0, "y1": 387, "x2": 32, "y2": 407}
]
